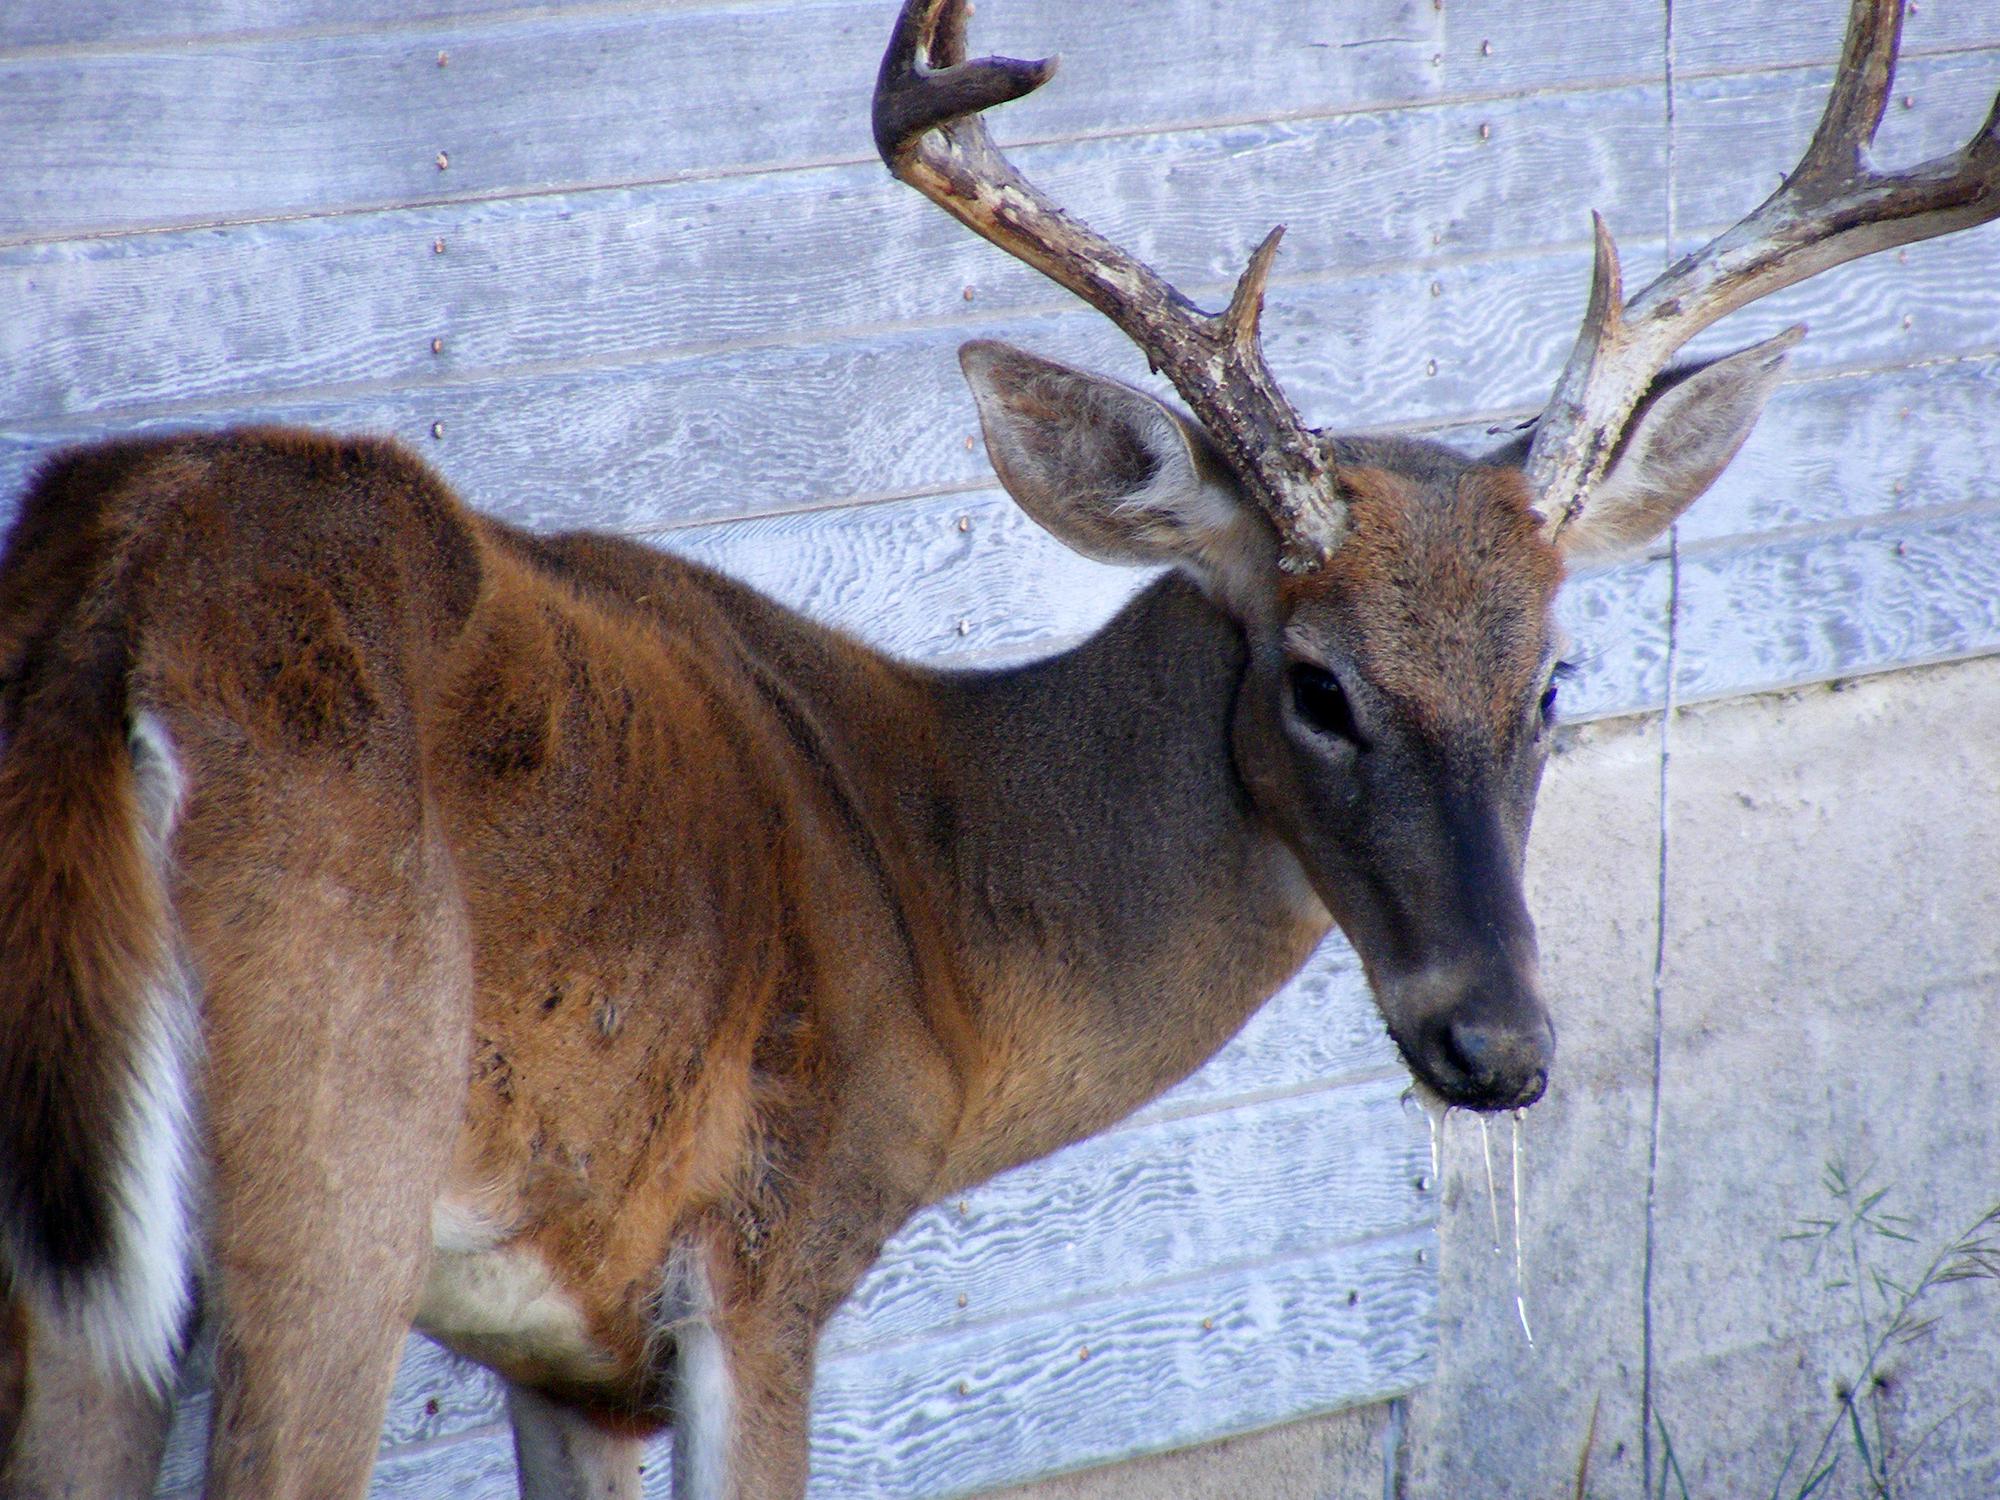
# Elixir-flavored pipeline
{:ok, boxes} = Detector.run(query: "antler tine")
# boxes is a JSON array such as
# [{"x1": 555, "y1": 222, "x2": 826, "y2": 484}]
[
  {"x1": 874, "y1": 0, "x2": 1346, "y2": 569},
  {"x1": 1527, "y1": 0, "x2": 2000, "y2": 534}
]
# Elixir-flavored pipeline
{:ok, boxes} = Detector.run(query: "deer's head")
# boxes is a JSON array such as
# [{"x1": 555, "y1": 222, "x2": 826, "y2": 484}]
[{"x1": 876, "y1": 0, "x2": 2000, "y2": 1111}]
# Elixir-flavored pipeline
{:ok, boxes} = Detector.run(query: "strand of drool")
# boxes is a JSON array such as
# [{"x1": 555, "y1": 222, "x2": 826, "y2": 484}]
[
  {"x1": 1512, "y1": 1107, "x2": 1535, "y2": 1347},
  {"x1": 1479, "y1": 1115, "x2": 1503, "y2": 1253}
]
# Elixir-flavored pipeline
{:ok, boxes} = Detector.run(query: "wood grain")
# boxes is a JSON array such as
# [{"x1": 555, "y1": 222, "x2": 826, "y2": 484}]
[
  {"x1": 1674, "y1": 507, "x2": 2000, "y2": 706},
  {"x1": 806, "y1": 1232, "x2": 1435, "y2": 1498},
  {"x1": 1673, "y1": 2, "x2": 2000, "y2": 79},
  {"x1": 1, "y1": 0, "x2": 1438, "y2": 241},
  {"x1": 823, "y1": 1075, "x2": 1428, "y2": 1357},
  {"x1": 0, "y1": 83, "x2": 1667, "y2": 424},
  {"x1": 1, "y1": 0, "x2": 653, "y2": 53},
  {"x1": 0, "y1": 0, "x2": 1695, "y2": 244}
]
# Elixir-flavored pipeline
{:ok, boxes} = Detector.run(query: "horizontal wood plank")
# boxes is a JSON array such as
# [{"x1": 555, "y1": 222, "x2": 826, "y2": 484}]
[
  {"x1": 1674, "y1": 505, "x2": 2000, "y2": 706},
  {"x1": 0, "y1": 1, "x2": 1427, "y2": 240},
  {"x1": 1678, "y1": 357, "x2": 2000, "y2": 546},
  {"x1": 825, "y1": 1075, "x2": 1429, "y2": 1357},
  {"x1": 807, "y1": 1231, "x2": 1435, "y2": 1497},
  {"x1": 1, "y1": 0, "x2": 633, "y2": 53},
  {"x1": 0, "y1": 83, "x2": 1667, "y2": 424},
  {"x1": 1673, "y1": 2, "x2": 2000, "y2": 78},
  {"x1": 0, "y1": 0, "x2": 1690, "y2": 243}
]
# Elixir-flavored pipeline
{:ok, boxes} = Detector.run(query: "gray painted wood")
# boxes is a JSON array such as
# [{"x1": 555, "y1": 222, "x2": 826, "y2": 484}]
[
  {"x1": 0, "y1": 0, "x2": 1447, "y2": 241},
  {"x1": 0, "y1": 0, "x2": 656, "y2": 52},
  {"x1": 0, "y1": 83, "x2": 1670, "y2": 424},
  {"x1": 821, "y1": 1074, "x2": 1425, "y2": 1357},
  {"x1": 0, "y1": 0, "x2": 1700, "y2": 244},
  {"x1": 1674, "y1": 507, "x2": 2000, "y2": 706},
  {"x1": 1673, "y1": 2, "x2": 2000, "y2": 76}
]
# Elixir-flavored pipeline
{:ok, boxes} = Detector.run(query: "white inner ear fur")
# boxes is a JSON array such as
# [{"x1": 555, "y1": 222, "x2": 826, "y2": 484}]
[
  {"x1": 1109, "y1": 418, "x2": 1277, "y2": 616},
  {"x1": 1555, "y1": 328, "x2": 1799, "y2": 562},
  {"x1": 960, "y1": 340, "x2": 1277, "y2": 618}
]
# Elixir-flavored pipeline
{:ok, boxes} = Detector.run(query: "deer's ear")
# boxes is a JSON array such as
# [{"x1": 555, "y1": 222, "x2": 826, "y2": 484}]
[
  {"x1": 959, "y1": 340, "x2": 1276, "y2": 609},
  {"x1": 1556, "y1": 327, "x2": 1801, "y2": 562}
]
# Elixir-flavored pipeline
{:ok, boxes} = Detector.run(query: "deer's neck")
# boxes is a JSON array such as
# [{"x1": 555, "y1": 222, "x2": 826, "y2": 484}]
[{"x1": 923, "y1": 574, "x2": 1329, "y2": 1187}]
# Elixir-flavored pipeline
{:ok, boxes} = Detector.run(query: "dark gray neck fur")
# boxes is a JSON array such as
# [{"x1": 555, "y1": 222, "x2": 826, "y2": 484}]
[{"x1": 922, "y1": 573, "x2": 1329, "y2": 1181}]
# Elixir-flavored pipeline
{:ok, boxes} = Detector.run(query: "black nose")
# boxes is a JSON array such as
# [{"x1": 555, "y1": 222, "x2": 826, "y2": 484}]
[{"x1": 1428, "y1": 1014, "x2": 1554, "y2": 1111}]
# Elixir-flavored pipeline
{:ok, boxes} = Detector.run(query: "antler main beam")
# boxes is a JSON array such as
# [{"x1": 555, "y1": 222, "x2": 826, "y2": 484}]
[
  {"x1": 874, "y1": 0, "x2": 1347, "y2": 569},
  {"x1": 1528, "y1": 0, "x2": 2000, "y2": 534}
]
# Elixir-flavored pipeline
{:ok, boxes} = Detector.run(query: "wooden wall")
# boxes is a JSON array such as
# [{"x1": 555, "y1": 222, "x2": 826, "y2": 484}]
[{"x1": 2, "y1": 1, "x2": 1995, "y2": 1495}]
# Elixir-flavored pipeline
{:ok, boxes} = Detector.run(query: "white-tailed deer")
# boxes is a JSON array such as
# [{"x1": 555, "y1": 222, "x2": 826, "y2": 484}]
[{"x1": 1, "y1": 1, "x2": 1995, "y2": 1495}]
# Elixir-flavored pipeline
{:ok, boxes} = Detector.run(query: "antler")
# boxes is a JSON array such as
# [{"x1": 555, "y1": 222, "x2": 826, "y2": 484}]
[
  {"x1": 874, "y1": 0, "x2": 1346, "y2": 571},
  {"x1": 1528, "y1": 0, "x2": 2000, "y2": 535}
]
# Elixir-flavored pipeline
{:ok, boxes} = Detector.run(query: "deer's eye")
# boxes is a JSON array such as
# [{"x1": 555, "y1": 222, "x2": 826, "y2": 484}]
[
  {"x1": 1290, "y1": 664, "x2": 1366, "y2": 749},
  {"x1": 1538, "y1": 660, "x2": 1576, "y2": 733}
]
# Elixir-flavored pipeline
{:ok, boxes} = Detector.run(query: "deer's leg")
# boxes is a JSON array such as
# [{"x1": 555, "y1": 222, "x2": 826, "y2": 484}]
[
  {"x1": 663, "y1": 1252, "x2": 819, "y2": 1500},
  {"x1": 182, "y1": 807, "x2": 471, "y2": 1499},
  {"x1": 0, "y1": 1298, "x2": 178, "y2": 1500},
  {"x1": 506, "y1": 1385, "x2": 645, "y2": 1500},
  {"x1": 670, "y1": 1319, "x2": 815, "y2": 1500}
]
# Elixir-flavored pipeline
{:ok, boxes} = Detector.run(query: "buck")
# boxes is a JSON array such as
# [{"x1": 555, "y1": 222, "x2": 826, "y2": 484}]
[{"x1": 1, "y1": 1, "x2": 1994, "y2": 1496}]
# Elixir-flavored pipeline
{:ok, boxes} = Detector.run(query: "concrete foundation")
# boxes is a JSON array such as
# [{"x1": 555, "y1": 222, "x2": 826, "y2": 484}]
[{"x1": 981, "y1": 655, "x2": 2000, "y2": 1500}]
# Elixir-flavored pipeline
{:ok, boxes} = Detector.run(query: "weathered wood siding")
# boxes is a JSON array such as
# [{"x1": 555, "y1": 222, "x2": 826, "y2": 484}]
[{"x1": 2, "y1": 2, "x2": 1994, "y2": 1495}]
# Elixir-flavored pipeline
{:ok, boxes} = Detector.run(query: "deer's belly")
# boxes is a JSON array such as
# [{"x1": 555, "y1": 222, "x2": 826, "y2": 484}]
[{"x1": 415, "y1": 1202, "x2": 619, "y2": 1386}]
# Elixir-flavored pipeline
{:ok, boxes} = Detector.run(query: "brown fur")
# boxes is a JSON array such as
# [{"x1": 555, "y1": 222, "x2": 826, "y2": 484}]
[{"x1": 1294, "y1": 464, "x2": 1562, "y2": 749}]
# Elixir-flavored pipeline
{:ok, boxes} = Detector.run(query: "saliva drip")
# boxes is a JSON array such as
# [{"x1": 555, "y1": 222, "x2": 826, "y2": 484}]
[
  {"x1": 1428, "y1": 1105, "x2": 1442, "y2": 1191},
  {"x1": 1511, "y1": 1108, "x2": 1535, "y2": 1347},
  {"x1": 1478, "y1": 1115, "x2": 1502, "y2": 1254}
]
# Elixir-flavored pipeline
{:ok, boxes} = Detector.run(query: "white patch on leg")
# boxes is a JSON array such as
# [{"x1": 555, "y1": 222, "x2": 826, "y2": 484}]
[
  {"x1": 658, "y1": 1250, "x2": 734, "y2": 1500},
  {"x1": 67, "y1": 712, "x2": 203, "y2": 1391}
]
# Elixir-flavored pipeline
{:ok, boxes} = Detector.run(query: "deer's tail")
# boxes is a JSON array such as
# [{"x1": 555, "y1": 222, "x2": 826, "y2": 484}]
[{"x1": 0, "y1": 459, "x2": 200, "y2": 1391}]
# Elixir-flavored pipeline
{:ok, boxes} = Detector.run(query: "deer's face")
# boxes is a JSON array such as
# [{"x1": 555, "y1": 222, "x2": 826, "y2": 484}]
[
  {"x1": 1227, "y1": 455, "x2": 1564, "y2": 1111},
  {"x1": 963, "y1": 337, "x2": 1786, "y2": 1113}
]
